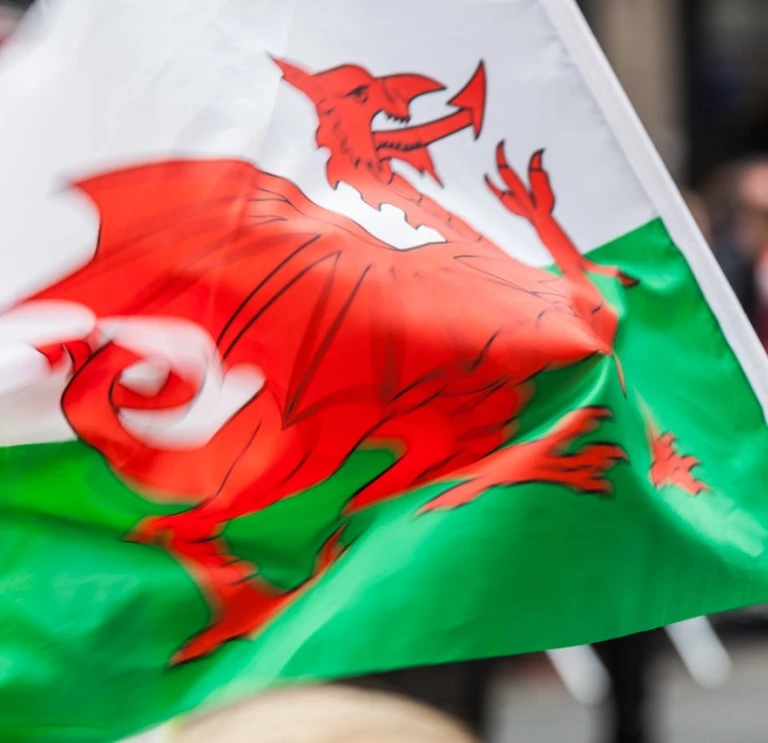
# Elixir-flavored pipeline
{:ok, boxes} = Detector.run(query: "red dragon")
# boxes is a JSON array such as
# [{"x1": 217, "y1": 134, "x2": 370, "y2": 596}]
[{"x1": 10, "y1": 57, "x2": 702, "y2": 663}]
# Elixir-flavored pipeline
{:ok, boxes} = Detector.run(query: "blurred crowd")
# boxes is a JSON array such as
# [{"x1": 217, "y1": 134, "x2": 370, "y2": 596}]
[{"x1": 687, "y1": 159, "x2": 768, "y2": 347}]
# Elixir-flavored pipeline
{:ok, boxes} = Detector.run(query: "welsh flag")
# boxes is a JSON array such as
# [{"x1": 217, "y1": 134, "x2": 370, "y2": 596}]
[{"x1": 1, "y1": 1, "x2": 767, "y2": 741}]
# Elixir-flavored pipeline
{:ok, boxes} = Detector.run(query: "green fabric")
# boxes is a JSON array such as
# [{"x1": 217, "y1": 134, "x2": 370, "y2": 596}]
[{"x1": 1, "y1": 218, "x2": 767, "y2": 742}]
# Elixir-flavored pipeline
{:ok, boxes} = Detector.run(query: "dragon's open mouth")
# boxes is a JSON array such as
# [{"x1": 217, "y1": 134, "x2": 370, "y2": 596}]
[
  {"x1": 376, "y1": 140, "x2": 422, "y2": 153},
  {"x1": 383, "y1": 113, "x2": 411, "y2": 126},
  {"x1": 373, "y1": 113, "x2": 420, "y2": 151},
  {"x1": 374, "y1": 125, "x2": 423, "y2": 153},
  {"x1": 373, "y1": 62, "x2": 486, "y2": 159}
]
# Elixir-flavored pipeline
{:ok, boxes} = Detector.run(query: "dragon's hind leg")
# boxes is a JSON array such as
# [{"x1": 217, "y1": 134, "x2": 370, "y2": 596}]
[
  {"x1": 129, "y1": 512, "x2": 343, "y2": 664},
  {"x1": 421, "y1": 406, "x2": 627, "y2": 512},
  {"x1": 345, "y1": 384, "x2": 522, "y2": 515}
]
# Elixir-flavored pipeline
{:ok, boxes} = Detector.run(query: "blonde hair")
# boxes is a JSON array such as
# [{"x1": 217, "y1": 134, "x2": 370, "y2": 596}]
[{"x1": 176, "y1": 685, "x2": 479, "y2": 743}]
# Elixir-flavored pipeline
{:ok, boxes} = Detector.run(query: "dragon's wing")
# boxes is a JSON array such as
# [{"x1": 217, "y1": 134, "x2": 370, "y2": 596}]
[
  {"x1": 30, "y1": 159, "x2": 390, "y2": 325},
  {"x1": 27, "y1": 158, "x2": 591, "y2": 426}
]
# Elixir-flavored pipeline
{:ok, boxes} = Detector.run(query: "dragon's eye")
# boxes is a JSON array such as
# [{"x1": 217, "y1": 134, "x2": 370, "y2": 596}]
[{"x1": 346, "y1": 85, "x2": 369, "y2": 103}]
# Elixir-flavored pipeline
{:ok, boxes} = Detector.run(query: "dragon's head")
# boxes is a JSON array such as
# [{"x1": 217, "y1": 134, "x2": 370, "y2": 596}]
[{"x1": 274, "y1": 57, "x2": 485, "y2": 189}]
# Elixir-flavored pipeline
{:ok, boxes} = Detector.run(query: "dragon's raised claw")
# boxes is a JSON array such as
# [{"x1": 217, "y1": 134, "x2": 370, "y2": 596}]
[{"x1": 487, "y1": 146, "x2": 638, "y2": 288}]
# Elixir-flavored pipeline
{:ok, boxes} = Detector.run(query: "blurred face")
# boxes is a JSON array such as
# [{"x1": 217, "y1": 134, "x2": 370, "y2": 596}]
[
  {"x1": 0, "y1": 6, "x2": 21, "y2": 47},
  {"x1": 734, "y1": 162, "x2": 768, "y2": 259}
]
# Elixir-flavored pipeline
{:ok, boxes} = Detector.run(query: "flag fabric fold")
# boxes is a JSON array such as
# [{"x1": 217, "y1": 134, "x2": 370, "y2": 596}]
[{"x1": 0, "y1": 1, "x2": 767, "y2": 741}]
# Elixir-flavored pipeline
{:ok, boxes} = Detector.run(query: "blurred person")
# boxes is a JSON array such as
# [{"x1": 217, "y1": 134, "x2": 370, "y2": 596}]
[
  {"x1": 352, "y1": 640, "x2": 658, "y2": 743},
  {"x1": 705, "y1": 156, "x2": 768, "y2": 345},
  {"x1": 176, "y1": 686, "x2": 479, "y2": 743},
  {"x1": 595, "y1": 632, "x2": 658, "y2": 743},
  {"x1": 349, "y1": 659, "x2": 495, "y2": 739},
  {"x1": 0, "y1": 3, "x2": 22, "y2": 46}
]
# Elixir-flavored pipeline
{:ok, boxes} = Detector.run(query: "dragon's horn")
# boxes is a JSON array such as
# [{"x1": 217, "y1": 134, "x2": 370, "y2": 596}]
[{"x1": 271, "y1": 56, "x2": 324, "y2": 103}]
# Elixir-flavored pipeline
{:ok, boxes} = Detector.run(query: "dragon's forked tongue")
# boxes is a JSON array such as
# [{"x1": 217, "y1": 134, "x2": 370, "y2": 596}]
[{"x1": 373, "y1": 62, "x2": 486, "y2": 181}]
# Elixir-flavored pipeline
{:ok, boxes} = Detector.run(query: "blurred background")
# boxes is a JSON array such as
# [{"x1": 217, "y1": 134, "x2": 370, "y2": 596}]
[
  {"x1": 4, "y1": 1, "x2": 768, "y2": 742},
  {"x1": 508, "y1": 3, "x2": 768, "y2": 740},
  {"x1": 507, "y1": 2, "x2": 768, "y2": 741}
]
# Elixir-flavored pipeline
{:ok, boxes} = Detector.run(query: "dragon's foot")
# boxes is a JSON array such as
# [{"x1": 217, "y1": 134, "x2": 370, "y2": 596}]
[
  {"x1": 650, "y1": 432, "x2": 706, "y2": 495},
  {"x1": 127, "y1": 512, "x2": 347, "y2": 664},
  {"x1": 127, "y1": 513, "x2": 273, "y2": 664},
  {"x1": 171, "y1": 527, "x2": 346, "y2": 665},
  {"x1": 579, "y1": 257, "x2": 638, "y2": 288},
  {"x1": 172, "y1": 579, "x2": 293, "y2": 665},
  {"x1": 532, "y1": 437, "x2": 628, "y2": 495},
  {"x1": 422, "y1": 406, "x2": 627, "y2": 511}
]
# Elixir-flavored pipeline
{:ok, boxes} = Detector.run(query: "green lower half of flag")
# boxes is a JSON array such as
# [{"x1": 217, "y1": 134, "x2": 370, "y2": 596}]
[{"x1": 1, "y1": 219, "x2": 767, "y2": 742}]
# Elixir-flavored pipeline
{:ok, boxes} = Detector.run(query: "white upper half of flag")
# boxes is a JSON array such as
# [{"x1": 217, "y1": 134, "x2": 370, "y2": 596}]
[
  {"x1": 0, "y1": 0, "x2": 656, "y2": 300},
  {"x1": 0, "y1": 0, "x2": 765, "y2": 447}
]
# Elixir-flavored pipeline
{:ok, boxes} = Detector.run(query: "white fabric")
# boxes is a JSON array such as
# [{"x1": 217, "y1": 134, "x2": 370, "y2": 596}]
[{"x1": 0, "y1": 0, "x2": 764, "y2": 452}]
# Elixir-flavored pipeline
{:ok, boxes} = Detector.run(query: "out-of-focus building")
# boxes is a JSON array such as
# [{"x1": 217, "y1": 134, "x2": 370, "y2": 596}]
[{"x1": 580, "y1": 0, "x2": 768, "y2": 188}]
